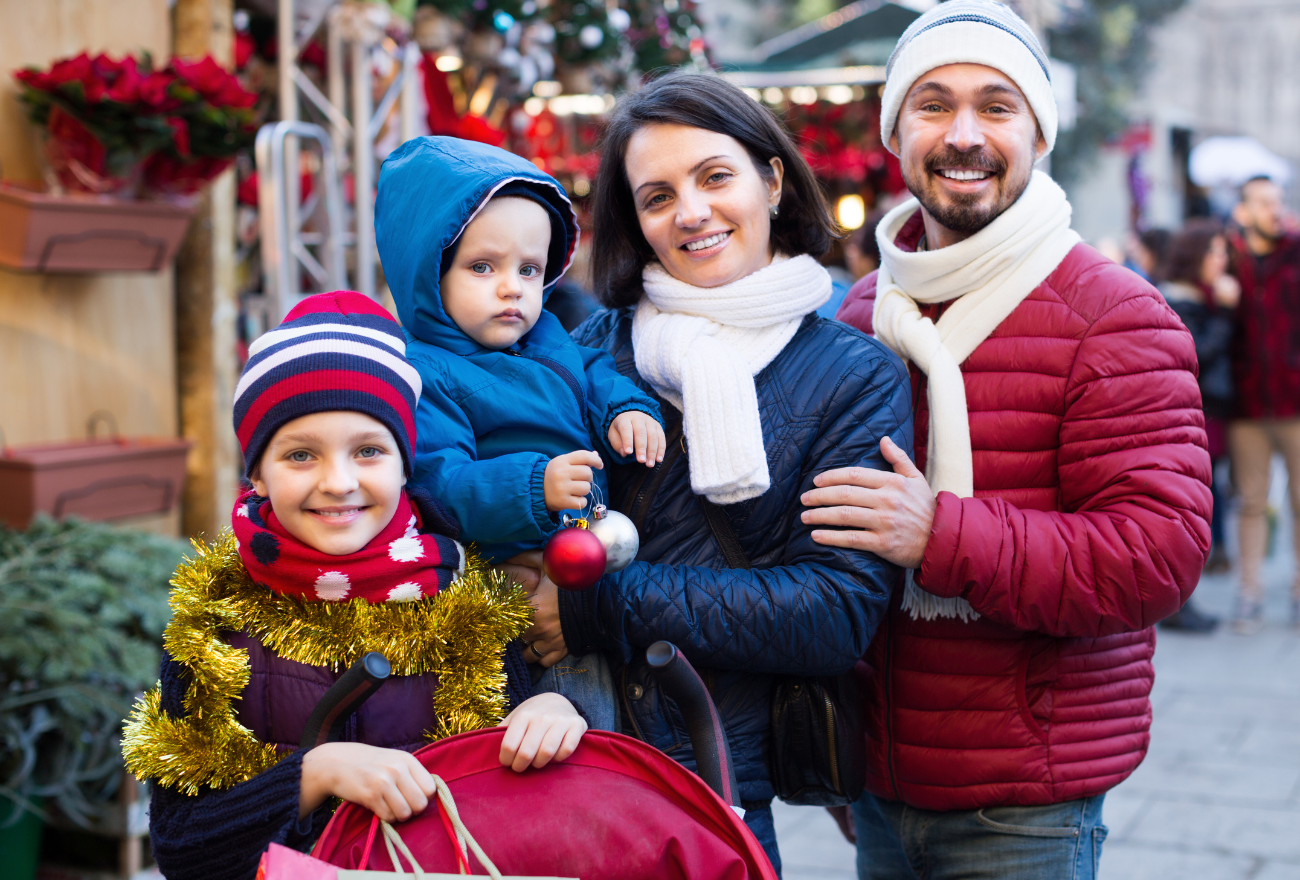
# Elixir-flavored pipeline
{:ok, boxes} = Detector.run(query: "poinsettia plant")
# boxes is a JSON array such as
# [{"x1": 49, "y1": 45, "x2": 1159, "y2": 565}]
[{"x1": 13, "y1": 52, "x2": 259, "y2": 198}]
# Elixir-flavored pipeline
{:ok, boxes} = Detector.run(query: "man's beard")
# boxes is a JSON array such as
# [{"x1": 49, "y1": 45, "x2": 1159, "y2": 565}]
[{"x1": 903, "y1": 147, "x2": 1029, "y2": 236}]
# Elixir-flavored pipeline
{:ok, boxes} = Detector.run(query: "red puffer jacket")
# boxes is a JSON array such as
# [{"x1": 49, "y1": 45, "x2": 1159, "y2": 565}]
[{"x1": 837, "y1": 212, "x2": 1212, "y2": 811}]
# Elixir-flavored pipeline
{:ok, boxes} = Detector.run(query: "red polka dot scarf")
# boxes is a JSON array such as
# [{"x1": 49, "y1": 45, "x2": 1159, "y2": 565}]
[{"x1": 231, "y1": 488, "x2": 465, "y2": 602}]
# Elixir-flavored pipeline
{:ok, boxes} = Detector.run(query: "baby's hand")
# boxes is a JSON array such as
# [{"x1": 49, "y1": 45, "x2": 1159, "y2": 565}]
[
  {"x1": 544, "y1": 450, "x2": 603, "y2": 512},
  {"x1": 609, "y1": 411, "x2": 666, "y2": 467},
  {"x1": 299, "y1": 742, "x2": 435, "y2": 821},
  {"x1": 497, "y1": 692, "x2": 588, "y2": 772}
]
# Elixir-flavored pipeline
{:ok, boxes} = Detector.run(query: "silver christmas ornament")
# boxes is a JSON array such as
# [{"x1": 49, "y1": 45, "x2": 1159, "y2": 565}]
[{"x1": 588, "y1": 505, "x2": 639, "y2": 572}]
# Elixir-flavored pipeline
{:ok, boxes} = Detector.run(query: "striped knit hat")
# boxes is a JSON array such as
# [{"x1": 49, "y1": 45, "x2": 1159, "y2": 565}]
[{"x1": 233, "y1": 292, "x2": 421, "y2": 478}]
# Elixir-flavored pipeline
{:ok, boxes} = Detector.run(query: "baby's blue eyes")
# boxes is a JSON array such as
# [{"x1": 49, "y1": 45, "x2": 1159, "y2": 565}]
[
  {"x1": 468, "y1": 262, "x2": 541, "y2": 278},
  {"x1": 356, "y1": 446, "x2": 382, "y2": 459},
  {"x1": 288, "y1": 450, "x2": 312, "y2": 463}
]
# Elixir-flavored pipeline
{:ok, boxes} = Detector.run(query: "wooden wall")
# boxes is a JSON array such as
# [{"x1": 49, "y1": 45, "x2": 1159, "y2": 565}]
[{"x1": 0, "y1": 0, "x2": 180, "y2": 532}]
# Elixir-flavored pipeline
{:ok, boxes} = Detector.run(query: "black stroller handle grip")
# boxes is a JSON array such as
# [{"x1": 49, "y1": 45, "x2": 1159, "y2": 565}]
[
  {"x1": 645, "y1": 641, "x2": 741, "y2": 808},
  {"x1": 300, "y1": 652, "x2": 391, "y2": 751}
]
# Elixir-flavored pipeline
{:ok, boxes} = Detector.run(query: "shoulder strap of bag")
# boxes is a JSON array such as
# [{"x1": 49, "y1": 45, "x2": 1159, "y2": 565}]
[
  {"x1": 616, "y1": 406, "x2": 749, "y2": 570},
  {"x1": 697, "y1": 489, "x2": 750, "y2": 570}
]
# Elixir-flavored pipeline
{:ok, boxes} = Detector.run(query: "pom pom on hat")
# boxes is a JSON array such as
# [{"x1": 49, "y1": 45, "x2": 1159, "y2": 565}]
[
  {"x1": 232, "y1": 291, "x2": 421, "y2": 477},
  {"x1": 879, "y1": 0, "x2": 1057, "y2": 157}
]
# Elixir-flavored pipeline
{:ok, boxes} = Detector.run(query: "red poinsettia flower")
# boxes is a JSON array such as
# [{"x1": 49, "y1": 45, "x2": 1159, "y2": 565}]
[
  {"x1": 45, "y1": 53, "x2": 93, "y2": 89},
  {"x1": 165, "y1": 116, "x2": 191, "y2": 157},
  {"x1": 14, "y1": 67, "x2": 52, "y2": 91},
  {"x1": 172, "y1": 56, "x2": 230, "y2": 100},
  {"x1": 234, "y1": 31, "x2": 256, "y2": 70},
  {"x1": 211, "y1": 76, "x2": 258, "y2": 110},
  {"x1": 106, "y1": 58, "x2": 143, "y2": 104},
  {"x1": 138, "y1": 70, "x2": 180, "y2": 110}
]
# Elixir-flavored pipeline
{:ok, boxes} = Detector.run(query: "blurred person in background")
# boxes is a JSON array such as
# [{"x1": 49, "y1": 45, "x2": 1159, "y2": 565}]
[
  {"x1": 1125, "y1": 227, "x2": 1172, "y2": 283},
  {"x1": 1227, "y1": 176, "x2": 1300, "y2": 633},
  {"x1": 1158, "y1": 219, "x2": 1239, "y2": 632},
  {"x1": 821, "y1": 209, "x2": 887, "y2": 319}
]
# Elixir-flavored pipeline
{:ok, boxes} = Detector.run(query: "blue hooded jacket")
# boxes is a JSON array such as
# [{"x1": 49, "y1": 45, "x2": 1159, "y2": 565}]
[{"x1": 376, "y1": 137, "x2": 661, "y2": 562}]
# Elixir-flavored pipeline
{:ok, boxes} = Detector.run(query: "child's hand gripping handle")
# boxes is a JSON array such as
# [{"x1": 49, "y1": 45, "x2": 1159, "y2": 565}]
[
  {"x1": 300, "y1": 652, "x2": 391, "y2": 750},
  {"x1": 645, "y1": 641, "x2": 741, "y2": 809}
]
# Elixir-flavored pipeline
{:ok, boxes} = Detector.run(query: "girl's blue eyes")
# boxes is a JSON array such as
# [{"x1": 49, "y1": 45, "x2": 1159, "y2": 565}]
[{"x1": 286, "y1": 447, "x2": 384, "y2": 462}]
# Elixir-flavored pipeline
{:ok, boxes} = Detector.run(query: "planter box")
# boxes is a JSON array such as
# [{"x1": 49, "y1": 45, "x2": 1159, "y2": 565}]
[
  {"x1": 0, "y1": 436, "x2": 191, "y2": 529},
  {"x1": 0, "y1": 182, "x2": 194, "y2": 273}
]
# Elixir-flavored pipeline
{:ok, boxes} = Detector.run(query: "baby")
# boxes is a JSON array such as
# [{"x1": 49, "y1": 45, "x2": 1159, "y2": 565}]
[
  {"x1": 376, "y1": 137, "x2": 666, "y2": 729},
  {"x1": 127, "y1": 292, "x2": 585, "y2": 880}
]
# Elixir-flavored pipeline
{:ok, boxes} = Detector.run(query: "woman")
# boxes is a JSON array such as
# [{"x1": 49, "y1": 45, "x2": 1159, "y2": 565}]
[
  {"x1": 1159, "y1": 220, "x2": 1239, "y2": 626},
  {"x1": 513, "y1": 72, "x2": 910, "y2": 871}
]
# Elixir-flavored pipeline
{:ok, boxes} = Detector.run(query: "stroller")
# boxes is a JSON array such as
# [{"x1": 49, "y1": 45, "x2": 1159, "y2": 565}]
[{"x1": 262, "y1": 641, "x2": 777, "y2": 880}]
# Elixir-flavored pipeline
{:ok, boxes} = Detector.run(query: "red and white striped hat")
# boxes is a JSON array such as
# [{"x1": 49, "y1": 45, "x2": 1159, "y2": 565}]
[{"x1": 233, "y1": 292, "x2": 421, "y2": 477}]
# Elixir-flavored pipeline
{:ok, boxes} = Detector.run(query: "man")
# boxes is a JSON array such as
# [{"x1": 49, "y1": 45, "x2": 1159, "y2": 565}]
[
  {"x1": 802, "y1": 2, "x2": 1212, "y2": 877},
  {"x1": 1227, "y1": 176, "x2": 1300, "y2": 633}
]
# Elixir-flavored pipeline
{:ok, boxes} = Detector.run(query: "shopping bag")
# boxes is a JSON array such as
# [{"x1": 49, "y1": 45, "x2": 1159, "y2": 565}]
[{"x1": 257, "y1": 774, "x2": 575, "y2": 880}]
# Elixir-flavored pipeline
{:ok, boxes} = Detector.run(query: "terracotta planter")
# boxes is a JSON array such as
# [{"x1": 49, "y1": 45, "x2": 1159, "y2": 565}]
[
  {"x1": 0, "y1": 182, "x2": 194, "y2": 273},
  {"x1": 0, "y1": 434, "x2": 191, "y2": 529}
]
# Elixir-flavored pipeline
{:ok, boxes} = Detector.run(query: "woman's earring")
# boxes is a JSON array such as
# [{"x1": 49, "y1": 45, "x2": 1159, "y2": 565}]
[{"x1": 770, "y1": 203, "x2": 780, "y2": 218}]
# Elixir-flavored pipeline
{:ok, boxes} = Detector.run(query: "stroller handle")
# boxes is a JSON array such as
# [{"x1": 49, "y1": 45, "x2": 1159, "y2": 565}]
[
  {"x1": 300, "y1": 652, "x2": 391, "y2": 750},
  {"x1": 645, "y1": 641, "x2": 741, "y2": 809}
]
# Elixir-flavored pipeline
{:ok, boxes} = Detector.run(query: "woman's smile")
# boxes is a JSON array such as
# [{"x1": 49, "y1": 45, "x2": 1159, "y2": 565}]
[{"x1": 681, "y1": 230, "x2": 732, "y2": 256}]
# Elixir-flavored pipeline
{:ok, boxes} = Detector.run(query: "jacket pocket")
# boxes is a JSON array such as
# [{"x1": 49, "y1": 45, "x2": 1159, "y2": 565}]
[{"x1": 1016, "y1": 641, "x2": 1048, "y2": 742}]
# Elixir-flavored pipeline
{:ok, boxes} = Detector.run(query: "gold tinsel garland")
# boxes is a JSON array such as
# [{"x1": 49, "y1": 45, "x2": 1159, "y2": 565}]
[{"x1": 121, "y1": 531, "x2": 532, "y2": 795}]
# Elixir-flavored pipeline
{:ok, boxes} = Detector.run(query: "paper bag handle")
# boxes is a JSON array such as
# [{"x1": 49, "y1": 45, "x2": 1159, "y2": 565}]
[{"x1": 377, "y1": 775, "x2": 504, "y2": 880}]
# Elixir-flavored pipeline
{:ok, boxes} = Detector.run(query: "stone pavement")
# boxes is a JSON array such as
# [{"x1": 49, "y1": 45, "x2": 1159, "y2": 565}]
[{"x1": 774, "y1": 498, "x2": 1300, "y2": 879}]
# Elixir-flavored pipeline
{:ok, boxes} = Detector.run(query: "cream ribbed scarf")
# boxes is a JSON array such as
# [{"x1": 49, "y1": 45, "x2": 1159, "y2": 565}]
[
  {"x1": 633, "y1": 254, "x2": 831, "y2": 504},
  {"x1": 873, "y1": 170, "x2": 1081, "y2": 621}
]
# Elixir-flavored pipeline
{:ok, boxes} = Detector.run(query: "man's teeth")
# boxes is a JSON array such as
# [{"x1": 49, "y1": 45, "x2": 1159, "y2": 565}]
[
  {"x1": 685, "y1": 232, "x2": 728, "y2": 251},
  {"x1": 939, "y1": 169, "x2": 991, "y2": 181}
]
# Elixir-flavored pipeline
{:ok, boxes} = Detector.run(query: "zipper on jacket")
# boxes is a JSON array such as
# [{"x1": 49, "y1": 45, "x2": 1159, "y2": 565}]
[
  {"x1": 503, "y1": 349, "x2": 587, "y2": 419},
  {"x1": 824, "y1": 688, "x2": 841, "y2": 792}
]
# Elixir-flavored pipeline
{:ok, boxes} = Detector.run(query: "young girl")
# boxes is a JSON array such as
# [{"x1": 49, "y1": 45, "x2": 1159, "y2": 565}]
[{"x1": 123, "y1": 292, "x2": 586, "y2": 880}]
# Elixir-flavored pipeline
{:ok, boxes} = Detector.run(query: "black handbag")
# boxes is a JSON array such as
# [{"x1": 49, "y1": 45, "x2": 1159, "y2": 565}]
[{"x1": 694, "y1": 464, "x2": 867, "y2": 808}]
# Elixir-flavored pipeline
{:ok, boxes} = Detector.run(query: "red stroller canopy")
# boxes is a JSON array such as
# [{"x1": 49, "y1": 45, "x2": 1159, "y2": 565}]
[{"x1": 312, "y1": 728, "x2": 777, "y2": 880}]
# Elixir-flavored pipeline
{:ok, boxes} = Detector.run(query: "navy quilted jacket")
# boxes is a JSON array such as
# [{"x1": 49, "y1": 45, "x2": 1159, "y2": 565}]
[{"x1": 561, "y1": 307, "x2": 912, "y2": 803}]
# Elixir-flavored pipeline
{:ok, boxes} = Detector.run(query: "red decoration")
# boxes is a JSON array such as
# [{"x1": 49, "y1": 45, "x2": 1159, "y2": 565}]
[
  {"x1": 13, "y1": 51, "x2": 258, "y2": 198},
  {"x1": 420, "y1": 56, "x2": 505, "y2": 147},
  {"x1": 543, "y1": 525, "x2": 606, "y2": 591}
]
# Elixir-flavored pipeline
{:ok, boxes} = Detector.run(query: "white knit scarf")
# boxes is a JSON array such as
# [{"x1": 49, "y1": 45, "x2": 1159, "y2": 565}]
[
  {"x1": 873, "y1": 170, "x2": 1081, "y2": 621},
  {"x1": 633, "y1": 254, "x2": 831, "y2": 504}
]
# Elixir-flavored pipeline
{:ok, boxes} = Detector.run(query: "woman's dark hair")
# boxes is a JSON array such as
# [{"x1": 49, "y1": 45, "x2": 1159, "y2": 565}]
[
  {"x1": 591, "y1": 71, "x2": 839, "y2": 307},
  {"x1": 1161, "y1": 219, "x2": 1223, "y2": 286}
]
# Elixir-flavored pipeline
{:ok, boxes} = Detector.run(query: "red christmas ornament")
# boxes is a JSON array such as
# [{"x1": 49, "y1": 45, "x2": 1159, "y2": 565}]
[{"x1": 543, "y1": 525, "x2": 607, "y2": 591}]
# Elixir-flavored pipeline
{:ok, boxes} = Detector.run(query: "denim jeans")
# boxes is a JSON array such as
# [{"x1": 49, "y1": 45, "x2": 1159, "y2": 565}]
[
  {"x1": 851, "y1": 792, "x2": 1108, "y2": 880},
  {"x1": 743, "y1": 802, "x2": 781, "y2": 877},
  {"x1": 531, "y1": 652, "x2": 619, "y2": 731}
]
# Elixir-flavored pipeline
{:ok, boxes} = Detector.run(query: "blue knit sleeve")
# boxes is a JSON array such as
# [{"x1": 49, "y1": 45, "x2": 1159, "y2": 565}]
[{"x1": 147, "y1": 654, "x2": 330, "y2": 880}]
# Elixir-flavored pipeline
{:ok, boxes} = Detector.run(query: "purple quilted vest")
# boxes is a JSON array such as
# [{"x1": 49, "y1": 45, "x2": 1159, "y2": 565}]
[{"x1": 227, "y1": 631, "x2": 439, "y2": 754}]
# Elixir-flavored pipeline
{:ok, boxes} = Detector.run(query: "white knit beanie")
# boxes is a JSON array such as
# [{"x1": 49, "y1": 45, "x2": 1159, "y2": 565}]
[{"x1": 880, "y1": 0, "x2": 1057, "y2": 157}]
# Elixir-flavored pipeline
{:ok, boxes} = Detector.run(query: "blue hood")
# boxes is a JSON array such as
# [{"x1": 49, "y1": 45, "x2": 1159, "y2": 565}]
[{"x1": 376, "y1": 136, "x2": 579, "y2": 356}]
